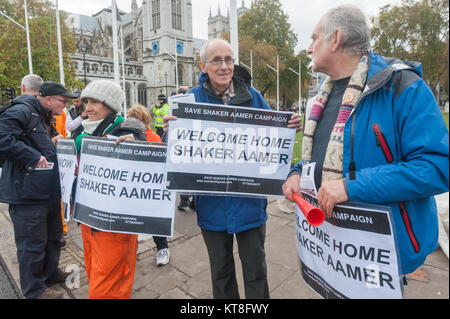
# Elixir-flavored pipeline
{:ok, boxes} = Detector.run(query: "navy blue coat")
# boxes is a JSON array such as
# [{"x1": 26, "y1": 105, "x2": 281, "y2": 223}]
[
  {"x1": 0, "y1": 94, "x2": 61, "y2": 204},
  {"x1": 188, "y1": 66, "x2": 271, "y2": 234}
]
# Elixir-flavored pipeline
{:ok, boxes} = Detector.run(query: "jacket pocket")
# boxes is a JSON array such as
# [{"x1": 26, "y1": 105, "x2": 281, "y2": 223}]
[
  {"x1": 399, "y1": 202, "x2": 420, "y2": 253},
  {"x1": 20, "y1": 169, "x2": 54, "y2": 200},
  {"x1": 371, "y1": 123, "x2": 394, "y2": 163}
]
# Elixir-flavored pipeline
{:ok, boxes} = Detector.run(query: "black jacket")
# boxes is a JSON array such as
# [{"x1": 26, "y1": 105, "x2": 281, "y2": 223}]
[{"x1": 0, "y1": 94, "x2": 61, "y2": 204}]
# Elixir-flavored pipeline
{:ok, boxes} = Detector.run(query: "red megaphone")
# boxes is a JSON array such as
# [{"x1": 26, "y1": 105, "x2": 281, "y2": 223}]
[{"x1": 292, "y1": 193, "x2": 325, "y2": 226}]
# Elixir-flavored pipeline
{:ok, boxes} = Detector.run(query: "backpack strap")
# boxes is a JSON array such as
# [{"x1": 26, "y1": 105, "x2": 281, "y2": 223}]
[{"x1": 7, "y1": 100, "x2": 42, "y2": 140}]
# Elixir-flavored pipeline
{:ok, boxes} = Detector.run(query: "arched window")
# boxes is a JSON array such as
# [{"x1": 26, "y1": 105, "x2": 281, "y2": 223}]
[
  {"x1": 171, "y1": 0, "x2": 182, "y2": 30},
  {"x1": 152, "y1": 0, "x2": 161, "y2": 29},
  {"x1": 177, "y1": 64, "x2": 183, "y2": 86},
  {"x1": 138, "y1": 84, "x2": 147, "y2": 107}
]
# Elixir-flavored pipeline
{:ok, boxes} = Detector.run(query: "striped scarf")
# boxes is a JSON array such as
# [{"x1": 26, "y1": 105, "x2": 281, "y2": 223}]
[{"x1": 302, "y1": 53, "x2": 369, "y2": 182}]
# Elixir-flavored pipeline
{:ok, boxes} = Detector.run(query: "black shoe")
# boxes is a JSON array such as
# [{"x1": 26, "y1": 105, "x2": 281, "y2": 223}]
[
  {"x1": 177, "y1": 201, "x2": 188, "y2": 210},
  {"x1": 60, "y1": 237, "x2": 66, "y2": 249}
]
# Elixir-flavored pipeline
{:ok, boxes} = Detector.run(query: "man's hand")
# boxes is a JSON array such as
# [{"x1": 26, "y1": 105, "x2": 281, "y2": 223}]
[
  {"x1": 162, "y1": 115, "x2": 178, "y2": 133},
  {"x1": 317, "y1": 179, "x2": 348, "y2": 218},
  {"x1": 36, "y1": 155, "x2": 50, "y2": 168},
  {"x1": 282, "y1": 174, "x2": 302, "y2": 202},
  {"x1": 115, "y1": 135, "x2": 135, "y2": 145},
  {"x1": 288, "y1": 113, "x2": 302, "y2": 133},
  {"x1": 52, "y1": 134, "x2": 64, "y2": 146}
]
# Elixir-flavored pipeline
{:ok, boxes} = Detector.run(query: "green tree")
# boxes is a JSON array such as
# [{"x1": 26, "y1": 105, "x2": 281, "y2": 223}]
[
  {"x1": 238, "y1": 0, "x2": 301, "y2": 107},
  {"x1": 0, "y1": 0, "x2": 82, "y2": 97},
  {"x1": 371, "y1": 0, "x2": 449, "y2": 99}
]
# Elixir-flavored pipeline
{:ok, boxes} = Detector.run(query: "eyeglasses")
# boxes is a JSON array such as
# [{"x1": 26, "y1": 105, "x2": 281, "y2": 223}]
[
  {"x1": 50, "y1": 96, "x2": 68, "y2": 105},
  {"x1": 207, "y1": 57, "x2": 235, "y2": 66}
]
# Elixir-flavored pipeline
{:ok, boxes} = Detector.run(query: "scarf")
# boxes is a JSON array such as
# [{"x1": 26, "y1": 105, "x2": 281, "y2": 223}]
[
  {"x1": 302, "y1": 53, "x2": 369, "y2": 182},
  {"x1": 81, "y1": 119, "x2": 104, "y2": 135}
]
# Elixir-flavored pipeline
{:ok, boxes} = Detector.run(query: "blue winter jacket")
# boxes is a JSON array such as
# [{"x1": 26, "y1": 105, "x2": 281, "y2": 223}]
[
  {"x1": 290, "y1": 52, "x2": 449, "y2": 275},
  {"x1": 188, "y1": 65, "x2": 271, "y2": 233}
]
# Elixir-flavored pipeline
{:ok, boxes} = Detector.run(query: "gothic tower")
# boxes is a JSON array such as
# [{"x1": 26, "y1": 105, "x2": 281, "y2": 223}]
[{"x1": 142, "y1": 0, "x2": 194, "y2": 103}]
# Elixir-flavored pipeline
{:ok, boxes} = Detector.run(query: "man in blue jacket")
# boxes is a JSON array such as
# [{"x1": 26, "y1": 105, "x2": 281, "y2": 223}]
[
  {"x1": 0, "y1": 81, "x2": 77, "y2": 299},
  {"x1": 164, "y1": 38, "x2": 301, "y2": 298},
  {"x1": 282, "y1": 5, "x2": 449, "y2": 278}
]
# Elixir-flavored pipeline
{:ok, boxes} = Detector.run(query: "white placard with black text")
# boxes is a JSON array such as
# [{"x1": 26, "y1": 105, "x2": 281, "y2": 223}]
[
  {"x1": 56, "y1": 139, "x2": 77, "y2": 221},
  {"x1": 165, "y1": 102, "x2": 296, "y2": 197},
  {"x1": 295, "y1": 191, "x2": 403, "y2": 299},
  {"x1": 74, "y1": 138, "x2": 175, "y2": 236}
]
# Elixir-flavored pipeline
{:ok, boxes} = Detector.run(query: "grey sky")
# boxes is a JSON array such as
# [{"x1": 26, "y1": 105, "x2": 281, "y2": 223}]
[{"x1": 57, "y1": 0, "x2": 402, "y2": 53}]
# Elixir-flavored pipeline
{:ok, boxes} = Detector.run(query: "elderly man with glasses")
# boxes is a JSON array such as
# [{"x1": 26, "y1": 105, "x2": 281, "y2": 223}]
[
  {"x1": 0, "y1": 81, "x2": 77, "y2": 299},
  {"x1": 163, "y1": 38, "x2": 301, "y2": 299}
]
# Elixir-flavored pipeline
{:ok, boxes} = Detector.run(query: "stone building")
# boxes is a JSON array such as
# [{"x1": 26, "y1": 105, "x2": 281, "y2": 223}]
[
  {"x1": 207, "y1": 0, "x2": 250, "y2": 39},
  {"x1": 65, "y1": 0, "x2": 206, "y2": 110}
]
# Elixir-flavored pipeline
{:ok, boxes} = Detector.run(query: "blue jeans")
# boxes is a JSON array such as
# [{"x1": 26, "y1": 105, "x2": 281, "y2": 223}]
[{"x1": 9, "y1": 203, "x2": 63, "y2": 298}]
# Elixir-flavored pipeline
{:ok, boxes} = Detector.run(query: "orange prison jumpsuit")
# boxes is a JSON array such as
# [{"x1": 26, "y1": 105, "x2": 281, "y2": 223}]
[
  {"x1": 81, "y1": 224, "x2": 138, "y2": 299},
  {"x1": 79, "y1": 124, "x2": 139, "y2": 299},
  {"x1": 53, "y1": 112, "x2": 68, "y2": 235}
]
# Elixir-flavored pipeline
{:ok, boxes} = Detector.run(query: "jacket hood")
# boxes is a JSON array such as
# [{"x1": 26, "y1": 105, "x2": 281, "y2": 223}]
[
  {"x1": 366, "y1": 52, "x2": 423, "y2": 92},
  {"x1": 120, "y1": 116, "x2": 146, "y2": 133},
  {"x1": 14, "y1": 94, "x2": 48, "y2": 113},
  {"x1": 197, "y1": 65, "x2": 253, "y2": 105},
  {"x1": 197, "y1": 64, "x2": 252, "y2": 87}
]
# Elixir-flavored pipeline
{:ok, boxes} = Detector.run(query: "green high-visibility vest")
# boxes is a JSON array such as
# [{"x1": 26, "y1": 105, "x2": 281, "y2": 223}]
[{"x1": 153, "y1": 103, "x2": 169, "y2": 127}]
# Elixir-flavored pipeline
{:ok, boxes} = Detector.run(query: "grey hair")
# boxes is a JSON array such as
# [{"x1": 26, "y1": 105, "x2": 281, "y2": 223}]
[
  {"x1": 320, "y1": 5, "x2": 371, "y2": 55},
  {"x1": 200, "y1": 38, "x2": 233, "y2": 63},
  {"x1": 21, "y1": 74, "x2": 43, "y2": 92}
]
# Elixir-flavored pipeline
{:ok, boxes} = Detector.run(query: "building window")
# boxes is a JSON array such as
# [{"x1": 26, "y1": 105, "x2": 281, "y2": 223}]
[
  {"x1": 177, "y1": 64, "x2": 183, "y2": 86},
  {"x1": 103, "y1": 65, "x2": 109, "y2": 73},
  {"x1": 172, "y1": 0, "x2": 182, "y2": 30},
  {"x1": 152, "y1": 0, "x2": 161, "y2": 30},
  {"x1": 138, "y1": 85, "x2": 147, "y2": 106}
]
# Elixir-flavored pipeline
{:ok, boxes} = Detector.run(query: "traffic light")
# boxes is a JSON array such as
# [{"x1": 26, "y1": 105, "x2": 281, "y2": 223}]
[{"x1": 5, "y1": 87, "x2": 15, "y2": 100}]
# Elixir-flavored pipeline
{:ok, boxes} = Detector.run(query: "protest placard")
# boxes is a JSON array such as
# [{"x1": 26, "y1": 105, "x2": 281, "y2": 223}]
[
  {"x1": 56, "y1": 139, "x2": 77, "y2": 221},
  {"x1": 295, "y1": 191, "x2": 403, "y2": 299},
  {"x1": 165, "y1": 102, "x2": 296, "y2": 197},
  {"x1": 74, "y1": 137, "x2": 175, "y2": 236}
]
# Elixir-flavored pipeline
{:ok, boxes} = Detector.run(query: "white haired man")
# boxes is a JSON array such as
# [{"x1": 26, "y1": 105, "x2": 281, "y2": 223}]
[
  {"x1": 164, "y1": 38, "x2": 302, "y2": 299},
  {"x1": 282, "y1": 5, "x2": 449, "y2": 279}
]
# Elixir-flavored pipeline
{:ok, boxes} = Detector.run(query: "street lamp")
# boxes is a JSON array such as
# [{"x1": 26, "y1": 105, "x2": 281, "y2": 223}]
[
  {"x1": 0, "y1": 5, "x2": 33, "y2": 74},
  {"x1": 80, "y1": 42, "x2": 88, "y2": 85},
  {"x1": 240, "y1": 50, "x2": 253, "y2": 79},
  {"x1": 164, "y1": 72, "x2": 168, "y2": 97},
  {"x1": 163, "y1": 51, "x2": 178, "y2": 90},
  {"x1": 266, "y1": 55, "x2": 279, "y2": 111},
  {"x1": 288, "y1": 59, "x2": 302, "y2": 114}
]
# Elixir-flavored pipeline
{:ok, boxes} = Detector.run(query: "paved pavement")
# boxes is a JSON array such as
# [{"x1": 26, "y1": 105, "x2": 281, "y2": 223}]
[{"x1": 0, "y1": 195, "x2": 448, "y2": 300}]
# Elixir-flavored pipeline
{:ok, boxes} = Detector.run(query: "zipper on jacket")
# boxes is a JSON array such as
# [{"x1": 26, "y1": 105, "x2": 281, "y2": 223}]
[
  {"x1": 399, "y1": 202, "x2": 420, "y2": 253},
  {"x1": 371, "y1": 124, "x2": 394, "y2": 163},
  {"x1": 371, "y1": 124, "x2": 420, "y2": 253}
]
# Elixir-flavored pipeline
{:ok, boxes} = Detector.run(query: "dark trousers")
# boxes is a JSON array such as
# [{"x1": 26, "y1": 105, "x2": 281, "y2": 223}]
[
  {"x1": 9, "y1": 203, "x2": 63, "y2": 299},
  {"x1": 153, "y1": 236, "x2": 168, "y2": 250},
  {"x1": 156, "y1": 126, "x2": 164, "y2": 138},
  {"x1": 201, "y1": 224, "x2": 270, "y2": 299}
]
